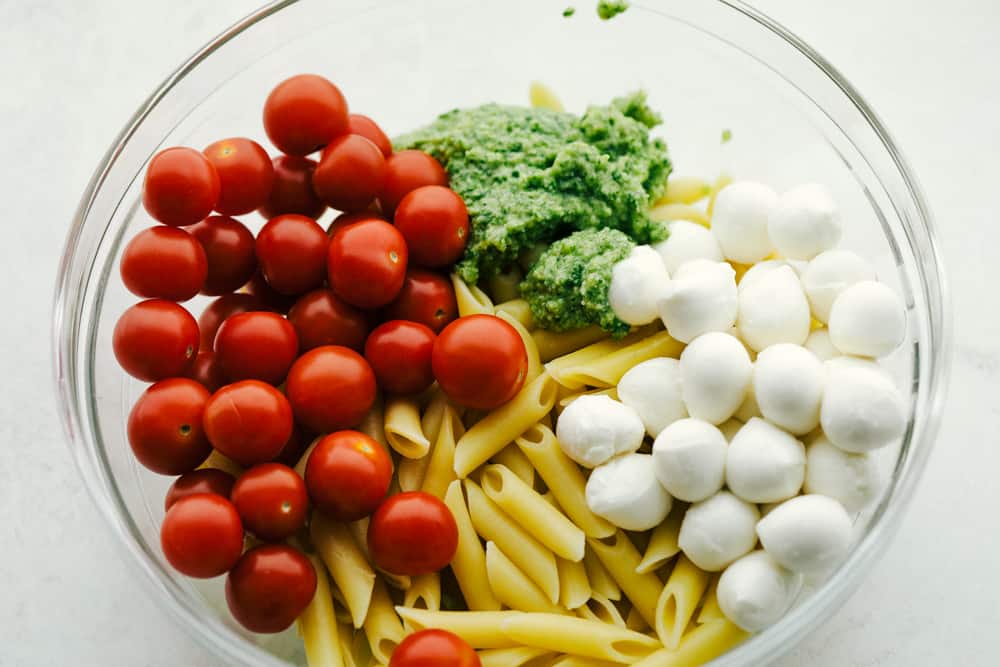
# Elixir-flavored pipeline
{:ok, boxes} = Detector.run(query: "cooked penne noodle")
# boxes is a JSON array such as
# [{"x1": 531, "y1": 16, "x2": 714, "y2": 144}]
[
  {"x1": 543, "y1": 323, "x2": 660, "y2": 388},
  {"x1": 359, "y1": 394, "x2": 388, "y2": 447},
  {"x1": 394, "y1": 609, "x2": 519, "y2": 649},
  {"x1": 706, "y1": 173, "x2": 733, "y2": 220},
  {"x1": 478, "y1": 646, "x2": 553, "y2": 667},
  {"x1": 587, "y1": 533, "x2": 663, "y2": 628},
  {"x1": 626, "y1": 605, "x2": 650, "y2": 633},
  {"x1": 497, "y1": 310, "x2": 543, "y2": 382},
  {"x1": 533, "y1": 326, "x2": 609, "y2": 363},
  {"x1": 485, "y1": 542, "x2": 564, "y2": 613},
  {"x1": 577, "y1": 593, "x2": 627, "y2": 628},
  {"x1": 297, "y1": 555, "x2": 345, "y2": 667},
  {"x1": 443, "y1": 480, "x2": 501, "y2": 611},
  {"x1": 420, "y1": 389, "x2": 451, "y2": 443},
  {"x1": 336, "y1": 623, "x2": 357, "y2": 667},
  {"x1": 655, "y1": 555, "x2": 711, "y2": 649},
  {"x1": 552, "y1": 331, "x2": 683, "y2": 389},
  {"x1": 451, "y1": 274, "x2": 495, "y2": 316},
  {"x1": 494, "y1": 298, "x2": 535, "y2": 330},
  {"x1": 396, "y1": 452, "x2": 431, "y2": 492},
  {"x1": 549, "y1": 656, "x2": 621, "y2": 667},
  {"x1": 529, "y1": 81, "x2": 565, "y2": 112},
  {"x1": 421, "y1": 405, "x2": 464, "y2": 499},
  {"x1": 347, "y1": 519, "x2": 404, "y2": 596},
  {"x1": 403, "y1": 572, "x2": 441, "y2": 614},
  {"x1": 557, "y1": 556, "x2": 591, "y2": 609},
  {"x1": 310, "y1": 512, "x2": 375, "y2": 629},
  {"x1": 363, "y1": 578, "x2": 405, "y2": 664},
  {"x1": 649, "y1": 202, "x2": 709, "y2": 227},
  {"x1": 198, "y1": 449, "x2": 244, "y2": 478},
  {"x1": 630, "y1": 618, "x2": 749, "y2": 667},
  {"x1": 384, "y1": 396, "x2": 431, "y2": 459},
  {"x1": 328, "y1": 588, "x2": 355, "y2": 626},
  {"x1": 498, "y1": 613, "x2": 661, "y2": 663},
  {"x1": 659, "y1": 176, "x2": 712, "y2": 205},
  {"x1": 583, "y1": 547, "x2": 620, "y2": 601},
  {"x1": 696, "y1": 576, "x2": 724, "y2": 625},
  {"x1": 488, "y1": 266, "x2": 523, "y2": 304},
  {"x1": 636, "y1": 505, "x2": 685, "y2": 574},
  {"x1": 491, "y1": 443, "x2": 535, "y2": 487}
]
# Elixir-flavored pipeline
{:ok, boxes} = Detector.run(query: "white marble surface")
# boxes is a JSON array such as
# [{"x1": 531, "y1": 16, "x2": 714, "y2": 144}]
[{"x1": 1, "y1": 0, "x2": 997, "y2": 665}]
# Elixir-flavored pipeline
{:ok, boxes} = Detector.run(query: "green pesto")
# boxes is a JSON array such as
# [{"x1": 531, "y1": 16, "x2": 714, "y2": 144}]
[
  {"x1": 597, "y1": 0, "x2": 629, "y2": 20},
  {"x1": 563, "y1": 6, "x2": 576, "y2": 17},
  {"x1": 521, "y1": 228, "x2": 635, "y2": 338},
  {"x1": 395, "y1": 92, "x2": 671, "y2": 284}
]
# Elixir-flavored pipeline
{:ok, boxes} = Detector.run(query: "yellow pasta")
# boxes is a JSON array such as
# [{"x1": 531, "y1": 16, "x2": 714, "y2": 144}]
[
  {"x1": 494, "y1": 298, "x2": 535, "y2": 330},
  {"x1": 497, "y1": 310, "x2": 543, "y2": 383},
  {"x1": 491, "y1": 443, "x2": 535, "y2": 487},
  {"x1": 198, "y1": 449, "x2": 243, "y2": 478},
  {"x1": 649, "y1": 202, "x2": 709, "y2": 227},
  {"x1": 421, "y1": 405, "x2": 465, "y2": 499},
  {"x1": 488, "y1": 266, "x2": 523, "y2": 303},
  {"x1": 485, "y1": 542, "x2": 564, "y2": 613},
  {"x1": 336, "y1": 623, "x2": 358, "y2": 667},
  {"x1": 498, "y1": 613, "x2": 661, "y2": 663},
  {"x1": 359, "y1": 394, "x2": 388, "y2": 448},
  {"x1": 659, "y1": 176, "x2": 712, "y2": 205},
  {"x1": 419, "y1": 388, "x2": 451, "y2": 443},
  {"x1": 557, "y1": 556, "x2": 591, "y2": 610},
  {"x1": 577, "y1": 593, "x2": 627, "y2": 628},
  {"x1": 384, "y1": 395, "x2": 431, "y2": 459},
  {"x1": 636, "y1": 505, "x2": 684, "y2": 574},
  {"x1": 396, "y1": 453, "x2": 430, "y2": 493},
  {"x1": 297, "y1": 555, "x2": 345, "y2": 667},
  {"x1": 529, "y1": 81, "x2": 565, "y2": 111},
  {"x1": 626, "y1": 605, "x2": 650, "y2": 633},
  {"x1": 442, "y1": 480, "x2": 501, "y2": 611},
  {"x1": 654, "y1": 555, "x2": 711, "y2": 649},
  {"x1": 363, "y1": 578, "x2": 405, "y2": 664},
  {"x1": 328, "y1": 588, "x2": 355, "y2": 626},
  {"x1": 630, "y1": 619, "x2": 749, "y2": 667},
  {"x1": 549, "y1": 657, "x2": 621, "y2": 667},
  {"x1": 583, "y1": 547, "x2": 620, "y2": 601},
  {"x1": 696, "y1": 577, "x2": 724, "y2": 625},
  {"x1": 403, "y1": 573, "x2": 441, "y2": 613},
  {"x1": 551, "y1": 330, "x2": 683, "y2": 390},
  {"x1": 394, "y1": 609, "x2": 519, "y2": 649},
  {"x1": 532, "y1": 325, "x2": 609, "y2": 363},
  {"x1": 478, "y1": 647, "x2": 553, "y2": 667},
  {"x1": 543, "y1": 337, "x2": 623, "y2": 380},
  {"x1": 587, "y1": 533, "x2": 663, "y2": 628},
  {"x1": 310, "y1": 513, "x2": 375, "y2": 629},
  {"x1": 451, "y1": 273, "x2": 495, "y2": 316}
]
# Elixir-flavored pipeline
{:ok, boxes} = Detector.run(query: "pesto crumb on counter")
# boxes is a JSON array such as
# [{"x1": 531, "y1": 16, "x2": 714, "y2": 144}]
[{"x1": 596, "y1": 0, "x2": 630, "y2": 20}]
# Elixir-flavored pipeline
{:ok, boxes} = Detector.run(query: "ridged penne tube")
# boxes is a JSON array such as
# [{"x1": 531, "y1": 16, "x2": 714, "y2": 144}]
[
  {"x1": 630, "y1": 619, "x2": 749, "y2": 667},
  {"x1": 497, "y1": 310, "x2": 542, "y2": 382},
  {"x1": 310, "y1": 512, "x2": 375, "y2": 629},
  {"x1": 420, "y1": 389, "x2": 451, "y2": 443},
  {"x1": 402, "y1": 572, "x2": 441, "y2": 613},
  {"x1": 451, "y1": 274, "x2": 495, "y2": 316},
  {"x1": 491, "y1": 443, "x2": 535, "y2": 487},
  {"x1": 532, "y1": 325, "x2": 609, "y2": 363},
  {"x1": 654, "y1": 555, "x2": 711, "y2": 649},
  {"x1": 297, "y1": 555, "x2": 345, "y2": 667},
  {"x1": 421, "y1": 405, "x2": 464, "y2": 499},
  {"x1": 198, "y1": 449, "x2": 243, "y2": 478},
  {"x1": 453, "y1": 373, "x2": 558, "y2": 478},
  {"x1": 485, "y1": 542, "x2": 563, "y2": 613},
  {"x1": 384, "y1": 396, "x2": 431, "y2": 459},
  {"x1": 649, "y1": 202, "x2": 709, "y2": 227},
  {"x1": 552, "y1": 331, "x2": 683, "y2": 389},
  {"x1": 394, "y1": 609, "x2": 519, "y2": 649},
  {"x1": 696, "y1": 576, "x2": 724, "y2": 625},
  {"x1": 443, "y1": 480, "x2": 501, "y2": 611},
  {"x1": 626, "y1": 605, "x2": 650, "y2": 633},
  {"x1": 549, "y1": 656, "x2": 621, "y2": 667},
  {"x1": 558, "y1": 556, "x2": 591, "y2": 609},
  {"x1": 494, "y1": 298, "x2": 535, "y2": 330},
  {"x1": 363, "y1": 579, "x2": 405, "y2": 664},
  {"x1": 576, "y1": 593, "x2": 627, "y2": 628},
  {"x1": 397, "y1": 453, "x2": 430, "y2": 492},
  {"x1": 359, "y1": 394, "x2": 388, "y2": 447},
  {"x1": 587, "y1": 533, "x2": 663, "y2": 628},
  {"x1": 637, "y1": 506, "x2": 684, "y2": 574},
  {"x1": 529, "y1": 81, "x2": 565, "y2": 111},
  {"x1": 479, "y1": 647, "x2": 552, "y2": 667},
  {"x1": 706, "y1": 173, "x2": 733, "y2": 220},
  {"x1": 480, "y1": 464, "x2": 585, "y2": 561},
  {"x1": 488, "y1": 266, "x2": 523, "y2": 304},
  {"x1": 659, "y1": 176, "x2": 712, "y2": 205},
  {"x1": 498, "y1": 613, "x2": 661, "y2": 663}
]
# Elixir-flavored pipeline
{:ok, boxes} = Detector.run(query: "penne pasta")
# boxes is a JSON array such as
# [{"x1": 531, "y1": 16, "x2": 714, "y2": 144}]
[
  {"x1": 696, "y1": 576, "x2": 724, "y2": 625},
  {"x1": 557, "y1": 555, "x2": 592, "y2": 610},
  {"x1": 577, "y1": 593, "x2": 627, "y2": 628},
  {"x1": 359, "y1": 394, "x2": 388, "y2": 448},
  {"x1": 394, "y1": 609, "x2": 519, "y2": 649},
  {"x1": 491, "y1": 443, "x2": 535, "y2": 488},
  {"x1": 626, "y1": 605, "x2": 650, "y2": 633},
  {"x1": 403, "y1": 572, "x2": 441, "y2": 613},
  {"x1": 485, "y1": 542, "x2": 564, "y2": 613},
  {"x1": 310, "y1": 512, "x2": 375, "y2": 629},
  {"x1": 630, "y1": 618, "x2": 749, "y2": 667},
  {"x1": 419, "y1": 388, "x2": 451, "y2": 443},
  {"x1": 297, "y1": 555, "x2": 345, "y2": 667},
  {"x1": 498, "y1": 613, "x2": 661, "y2": 663},
  {"x1": 659, "y1": 176, "x2": 712, "y2": 206},
  {"x1": 636, "y1": 505, "x2": 685, "y2": 574},
  {"x1": 587, "y1": 533, "x2": 663, "y2": 628},
  {"x1": 654, "y1": 555, "x2": 711, "y2": 649},
  {"x1": 363, "y1": 578, "x2": 405, "y2": 664},
  {"x1": 396, "y1": 453, "x2": 431, "y2": 493},
  {"x1": 549, "y1": 657, "x2": 621, "y2": 667},
  {"x1": 551, "y1": 331, "x2": 683, "y2": 390},
  {"x1": 442, "y1": 480, "x2": 501, "y2": 611},
  {"x1": 421, "y1": 405, "x2": 465, "y2": 499},
  {"x1": 529, "y1": 81, "x2": 565, "y2": 112},
  {"x1": 494, "y1": 298, "x2": 535, "y2": 330},
  {"x1": 649, "y1": 202, "x2": 709, "y2": 227},
  {"x1": 497, "y1": 310, "x2": 543, "y2": 383},
  {"x1": 451, "y1": 273, "x2": 495, "y2": 316},
  {"x1": 384, "y1": 395, "x2": 431, "y2": 459},
  {"x1": 533, "y1": 326, "x2": 609, "y2": 363},
  {"x1": 488, "y1": 266, "x2": 523, "y2": 304},
  {"x1": 328, "y1": 589, "x2": 355, "y2": 626},
  {"x1": 198, "y1": 449, "x2": 243, "y2": 478},
  {"x1": 478, "y1": 647, "x2": 553, "y2": 667},
  {"x1": 336, "y1": 622, "x2": 357, "y2": 667}
]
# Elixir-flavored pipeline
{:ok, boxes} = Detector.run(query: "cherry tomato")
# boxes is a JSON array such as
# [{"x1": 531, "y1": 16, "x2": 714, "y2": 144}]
[
  {"x1": 263, "y1": 74, "x2": 348, "y2": 156},
  {"x1": 204, "y1": 380, "x2": 294, "y2": 465},
  {"x1": 364, "y1": 321, "x2": 436, "y2": 395},
  {"x1": 255, "y1": 214, "x2": 328, "y2": 295},
  {"x1": 113, "y1": 299, "x2": 199, "y2": 381},
  {"x1": 230, "y1": 463, "x2": 308, "y2": 541},
  {"x1": 164, "y1": 468, "x2": 236, "y2": 510},
  {"x1": 313, "y1": 134, "x2": 385, "y2": 212},
  {"x1": 389, "y1": 629, "x2": 481, "y2": 667},
  {"x1": 368, "y1": 492, "x2": 458, "y2": 576},
  {"x1": 347, "y1": 114, "x2": 392, "y2": 157},
  {"x1": 198, "y1": 293, "x2": 263, "y2": 351},
  {"x1": 226, "y1": 545, "x2": 317, "y2": 633},
  {"x1": 327, "y1": 219, "x2": 407, "y2": 309},
  {"x1": 394, "y1": 186, "x2": 469, "y2": 268},
  {"x1": 120, "y1": 226, "x2": 208, "y2": 301},
  {"x1": 203, "y1": 137, "x2": 274, "y2": 215},
  {"x1": 183, "y1": 350, "x2": 226, "y2": 392},
  {"x1": 432, "y1": 315, "x2": 527, "y2": 410},
  {"x1": 288, "y1": 288, "x2": 371, "y2": 352},
  {"x1": 161, "y1": 493, "x2": 244, "y2": 578},
  {"x1": 285, "y1": 346, "x2": 376, "y2": 433},
  {"x1": 381, "y1": 269, "x2": 458, "y2": 333},
  {"x1": 379, "y1": 150, "x2": 447, "y2": 216},
  {"x1": 188, "y1": 216, "x2": 257, "y2": 295},
  {"x1": 128, "y1": 378, "x2": 212, "y2": 475},
  {"x1": 244, "y1": 270, "x2": 299, "y2": 314},
  {"x1": 326, "y1": 210, "x2": 384, "y2": 237},
  {"x1": 305, "y1": 431, "x2": 391, "y2": 521},
  {"x1": 259, "y1": 156, "x2": 325, "y2": 219},
  {"x1": 142, "y1": 147, "x2": 220, "y2": 226},
  {"x1": 214, "y1": 311, "x2": 298, "y2": 384}
]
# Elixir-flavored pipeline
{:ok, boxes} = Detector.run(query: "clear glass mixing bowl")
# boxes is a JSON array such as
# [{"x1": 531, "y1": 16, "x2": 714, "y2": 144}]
[{"x1": 53, "y1": 1, "x2": 950, "y2": 664}]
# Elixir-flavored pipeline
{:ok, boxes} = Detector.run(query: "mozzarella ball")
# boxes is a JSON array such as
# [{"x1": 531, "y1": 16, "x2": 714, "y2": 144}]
[
  {"x1": 804, "y1": 328, "x2": 840, "y2": 361},
  {"x1": 718, "y1": 419, "x2": 743, "y2": 441},
  {"x1": 767, "y1": 184, "x2": 842, "y2": 260},
  {"x1": 678, "y1": 491, "x2": 760, "y2": 571},
  {"x1": 652, "y1": 418, "x2": 727, "y2": 502},
  {"x1": 679, "y1": 332, "x2": 752, "y2": 424},
  {"x1": 609, "y1": 245, "x2": 671, "y2": 326},
  {"x1": 586, "y1": 453, "x2": 673, "y2": 531},
  {"x1": 805, "y1": 435, "x2": 881, "y2": 513},
  {"x1": 733, "y1": 384, "x2": 763, "y2": 423},
  {"x1": 828, "y1": 281, "x2": 906, "y2": 358},
  {"x1": 711, "y1": 181, "x2": 778, "y2": 263},
  {"x1": 756, "y1": 494, "x2": 853, "y2": 575},
  {"x1": 652, "y1": 220, "x2": 724, "y2": 274},
  {"x1": 726, "y1": 418, "x2": 805, "y2": 503},
  {"x1": 820, "y1": 360, "x2": 906, "y2": 453},
  {"x1": 737, "y1": 265, "x2": 811, "y2": 352},
  {"x1": 617, "y1": 358, "x2": 687, "y2": 437},
  {"x1": 658, "y1": 260, "x2": 738, "y2": 343},
  {"x1": 556, "y1": 394, "x2": 645, "y2": 468},
  {"x1": 717, "y1": 550, "x2": 802, "y2": 632},
  {"x1": 800, "y1": 250, "x2": 876, "y2": 323},
  {"x1": 737, "y1": 259, "x2": 799, "y2": 293},
  {"x1": 753, "y1": 344, "x2": 825, "y2": 435}
]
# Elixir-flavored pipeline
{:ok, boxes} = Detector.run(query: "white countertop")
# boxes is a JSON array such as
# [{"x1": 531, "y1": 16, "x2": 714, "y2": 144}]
[{"x1": 1, "y1": 0, "x2": 996, "y2": 665}]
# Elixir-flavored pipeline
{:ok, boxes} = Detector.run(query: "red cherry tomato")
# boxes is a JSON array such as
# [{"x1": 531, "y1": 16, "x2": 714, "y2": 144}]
[
  {"x1": 432, "y1": 315, "x2": 528, "y2": 410},
  {"x1": 255, "y1": 214, "x2": 328, "y2": 295},
  {"x1": 368, "y1": 492, "x2": 458, "y2": 576},
  {"x1": 113, "y1": 299, "x2": 199, "y2": 382},
  {"x1": 394, "y1": 186, "x2": 469, "y2": 268},
  {"x1": 226, "y1": 545, "x2": 317, "y2": 633},
  {"x1": 198, "y1": 293, "x2": 263, "y2": 351},
  {"x1": 326, "y1": 210, "x2": 384, "y2": 237},
  {"x1": 120, "y1": 226, "x2": 208, "y2": 301},
  {"x1": 183, "y1": 350, "x2": 226, "y2": 392},
  {"x1": 327, "y1": 219, "x2": 407, "y2": 308},
  {"x1": 379, "y1": 150, "x2": 447, "y2": 216},
  {"x1": 382, "y1": 269, "x2": 458, "y2": 333},
  {"x1": 389, "y1": 629, "x2": 481, "y2": 667},
  {"x1": 203, "y1": 137, "x2": 274, "y2": 215},
  {"x1": 164, "y1": 468, "x2": 236, "y2": 511},
  {"x1": 263, "y1": 74, "x2": 348, "y2": 156},
  {"x1": 128, "y1": 378, "x2": 212, "y2": 475},
  {"x1": 161, "y1": 493, "x2": 244, "y2": 578},
  {"x1": 305, "y1": 431, "x2": 392, "y2": 521},
  {"x1": 288, "y1": 288, "x2": 371, "y2": 352},
  {"x1": 142, "y1": 147, "x2": 220, "y2": 226},
  {"x1": 188, "y1": 216, "x2": 257, "y2": 296},
  {"x1": 214, "y1": 311, "x2": 298, "y2": 384},
  {"x1": 244, "y1": 271, "x2": 299, "y2": 314},
  {"x1": 347, "y1": 114, "x2": 392, "y2": 157},
  {"x1": 313, "y1": 134, "x2": 386, "y2": 213},
  {"x1": 230, "y1": 463, "x2": 308, "y2": 541},
  {"x1": 203, "y1": 380, "x2": 293, "y2": 465},
  {"x1": 364, "y1": 320, "x2": 436, "y2": 395},
  {"x1": 259, "y1": 156, "x2": 325, "y2": 219},
  {"x1": 285, "y1": 346, "x2": 376, "y2": 433}
]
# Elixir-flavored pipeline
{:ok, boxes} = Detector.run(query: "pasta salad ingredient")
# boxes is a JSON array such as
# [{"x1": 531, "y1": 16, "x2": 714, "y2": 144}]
[
  {"x1": 120, "y1": 225, "x2": 208, "y2": 301},
  {"x1": 608, "y1": 245, "x2": 671, "y2": 326},
  {"x1": 262, "y1": 73, "x2": 348, "y2": 156},
  {"x1": 716, "y1": 551, "x2": 801, "y2": 632},
  {"x1": 327, "y1": 218, "x2": 409, "y2": 308},
  {"x1": 164, "y1": 468, "x2": 235, "y2": 510},
  {"x1": 431, "y1": 315, "x2": 528, "y2": 409},
  {"x1": 160, "y1": 493, "x2": 244, "y2": 578},
  {"x1": 657, "y1": 259, "x2": 738, "y2": 343},
  {"x1": 709, "y1": 181, "x2": 778, "y2": 263},
  {"x1": 142, "y1": 146, "x2": 220, "y2": 226},
  {"x1": 230, "y1": 463, "x2": 309, "y2": 541},
  {"x1": 585, "y1": 452, "x2": 672, "y2": 530},
  {"x1": 379, "y1": 149, "x2": 450, "y2": 215},
  {"x1": 725, "y1": 418, "x2": 806, "y2": 504},
  {"x1": 313, "y1": 134, "x2": 386, "y2": 212},
  {"x1": 678, "y1": 491, "x2": 760, "y2": 571},
  {"x1": 128, "y1": 378, "x2": 212, "y2": 475},
  {"x1": 287, "y1": 288, "x2": 372, "y2": 352},
  {"x1": 213, "y1": 311, "x2": 299, "y2": 384},
  {"x1": 756, "y1": 495, "x2": 853, "y2": 575},
  {"x1": 285, "y1": 345, "x2": 377, "y2": 433},
  {"x1": 555, "y1": 393, "x2": 644, "y2": 467},
  {"x1": 393, "y1": 185, "x2": 470, "y2": 268},
  {"x1": 203, "y1": 380, "x2": 294, "y2": 466},
  {"x1": 305, "y1": 431, "x2": 393, "y2": 521},
  {"x1": 804, "y1": 435, "x2": 881, "y2": 513},
  {"x1": 364, "y1": 320, "x2": 436, "y2": 395},
  {"x1": 389, "y1": 629, "x2": 481, "y2": 667},
  {"x1": 827, "y1": 280, "x2": 906, "y2": 357},
  {"x1": 820, "y1": 359, "x2": 907, "y2": 453},
  {"x1": 226, "y1": 545, "x2": 318, "y2": 633},
  {"x1": 678, "y1": 331, "x2": 752, "y2": 425},
  {"x1": 203, "y1": 137, "x2": 274, "y2": 216},
  {"x1": 188, "y1": 215, "x2": 257, "y2": 296},
  {"x1": 113, "y1": 299, "x2": 199, "y2": 382},
  {"x1": 258, "y1": 155, "x2": 325, "y2": 219},
  {"x1": 800, "y1": 249, "x2": 876, "y2": 323},
  {"x1": 652, "y1": 219, "x2": 723, "y2": 274},
  {"x1": 766, "y1": 183, "x2": 842, "y2": 260},
  {"x1": 368, "y1": 492, "x2": 459, "y2": 576},
  {"x1": 255, "y1": 213, "x2": 329, "y2": 295},
  {"x1": 651, "y1": 418, "x2": 727, "y2": 503},
  {"x1": 616, "y1": 357, "x2": 687, "y2": 437},
  {"x1": 348, "y1": 113, "x2": 393, "y2": 157},
  {"x1": 752, "y1": 344, "x2": 825, "y2": 435},
  {"x1": 736, "y1": 264, "x2": 811, "y2": 351},
  {"x1": 381, "y1": 268, "x2": 458, "y2": 333}
]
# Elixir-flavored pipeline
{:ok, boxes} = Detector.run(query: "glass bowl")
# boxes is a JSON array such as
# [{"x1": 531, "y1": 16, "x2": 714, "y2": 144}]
[{"x1": 53, "y1": 1, "x2": 950, "y2": 665}]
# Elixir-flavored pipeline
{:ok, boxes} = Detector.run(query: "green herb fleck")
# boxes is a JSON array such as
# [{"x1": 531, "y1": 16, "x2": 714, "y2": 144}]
[
  {"x1": 597, "y1": 0, "x2": 629, "y2": 20},
  {"x1": 563, "y1": 6, "x2": 576, "y2": 17},
  {"x1": 721, "y1": 128, "x2": 733, "y2": 144}
]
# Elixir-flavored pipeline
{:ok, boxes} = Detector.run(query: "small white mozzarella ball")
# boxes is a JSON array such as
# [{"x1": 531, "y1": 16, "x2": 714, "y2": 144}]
[
  {"x1": 820, "y1": 360, "x2": 906, "y2": 453},
  {"x1": 804, "y1": 328, "x2": 840, "y2": 361},
  {"x1": 652, "y1": 220, "x2": 724, "y2": 274},
  {"x1": 733, "y1": 384, "x2": 762, "y2": 422},
  {"x1": 652, "y1": 418, "x2": 727, "y2": 502},
  {"x1": 805, "y1": 435, "x2": 881, "y2": 513},
  {"x1": 753, "y1": 344, "x2": 825, "y2": 435},
  {"x1": 679, "y1": 332, "x2": 752, "y2": 424},
  {"x1": 711, "y1": 181, "x2": 779, "y2": 263},
  {"x1": 757, "y1": 494, "x2": 853, "y2": 575},
  {"x1": 617, "y1": 358, "x2": 687, "y2": 437},
  {"x1": 657, "y1": 260, "x2": 738, "y2": 343},
  {"x1": 586, "y1": 453, "x2": 672, "y2": 531},
  {"x1": 737, "y1": 265, "x2": 811, "y2": 352},
  {"x1": 609, "y1": 245, "x2": 671, "y2": 326},
  {"x1": 679, "y1": 491, "x2": 760, "y2": 571},
  {"x1": 718, "y1": 419, "x2": 743, "y2": 441},
  {"x1": 737, "y1": 259, "x2": 800, "y2": 293},
  {"x1": 801, "y1": 250, "x2": 876, "y2": 323},
  {"x1": 556, "y1": 395, "x2": 645, "y2": 468},
  {"x1": 767, "y1": 184, "x2": 842, "y2": 260},
  {"x1": 717, "y1": 550, "x2": 802, "y2": 632},
  {"x1": 828, "y1": 281, "x2": 906, "y2": 358},
  {"x1": 726, "y1": 418, "x2": 806, "y2": 503}
]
